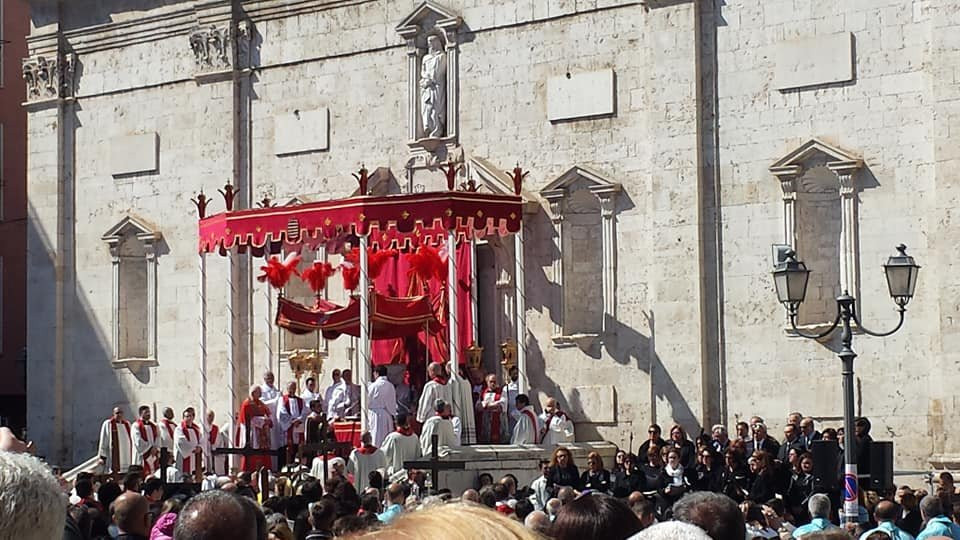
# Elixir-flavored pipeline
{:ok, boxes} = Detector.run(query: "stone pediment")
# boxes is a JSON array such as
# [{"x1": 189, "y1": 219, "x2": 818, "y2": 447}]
[
  {"x1": 101, "y1": 215, "x2": 161, "y2": 246},
  {"x1": 769, "y1": 138, "x2": 863, "y2": 176},
  {"x1": 396, "y1": 1, "x2": 462, "y2": 37},
  {"x1": 540, "y1": 165, "x2": 622, "y2": 200}
]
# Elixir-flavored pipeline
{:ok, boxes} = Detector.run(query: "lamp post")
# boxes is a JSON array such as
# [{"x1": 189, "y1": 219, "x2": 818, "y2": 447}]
[{"x1": 772, "y1": 244, "x2": 920, "y2": 525}]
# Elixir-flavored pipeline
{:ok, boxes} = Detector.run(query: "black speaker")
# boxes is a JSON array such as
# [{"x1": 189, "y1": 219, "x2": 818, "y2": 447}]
[
  {"x1": 869, "y1": 441, "x2": 894, "y2": 492},
  {"x1": 811, "y1": 440, "x2": 840, "y2": 492}
]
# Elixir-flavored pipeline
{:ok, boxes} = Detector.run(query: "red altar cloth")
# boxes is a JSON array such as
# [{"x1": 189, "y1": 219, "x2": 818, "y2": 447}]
[{"x1": 332, "y1": 421, "x2": 362, "y2": 449}]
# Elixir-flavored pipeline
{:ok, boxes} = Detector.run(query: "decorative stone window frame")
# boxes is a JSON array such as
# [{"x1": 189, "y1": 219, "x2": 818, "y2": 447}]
[
  {"x1": 540, "y1": 165, "x2": 621, "y2": 348},
  {"x1": 397, "y1": 1, "x2": 462, "y2": 161},
  {"x1": 770, "y1": 138, "x2": 864, "y2": 332},
  {"x1": 102, "y1": 216, "x2": 162, "y2": 369}
]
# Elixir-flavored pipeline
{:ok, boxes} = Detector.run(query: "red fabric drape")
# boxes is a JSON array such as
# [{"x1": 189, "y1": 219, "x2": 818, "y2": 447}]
[{"x1": 370, "y1": 242, "x2": 473, "y2": 387}]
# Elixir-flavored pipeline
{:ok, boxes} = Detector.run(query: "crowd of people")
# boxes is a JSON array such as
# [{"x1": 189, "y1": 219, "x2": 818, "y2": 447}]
[{"x1": 5, "y1": 362, "x2": 960, "y2": 540}]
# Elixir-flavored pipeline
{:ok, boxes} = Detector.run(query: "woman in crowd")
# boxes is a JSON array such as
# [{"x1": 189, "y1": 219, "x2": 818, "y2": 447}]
[
  {"x1": 612, "y1": 448, "x2": 627, "y2": 476},
  {"x1": 580, "y1": 451, "x2": 612, "y2": 494},
  {"x1": 786, "y1": 452, "x2": 815, "y2": 522},
  {"x1": 692, "y1": 447, "x2": 722, "y2": 492},
  {"x1": 747, "y1": 450, "x2": 777, "y2": 504},
  {"x1": 720, "y1": 448, "x2": 751, "y2": 502},
  {"x1": 657, "y1": 449, "x2": 690, "y2": 511},
  {"x1": 668, "y1": 425, "x2": 697, "y2": 468},
  {"x1": 641, "y1": 445, "x2": 664, "y2": 490},
  {"x1": 546, "y1": 446, "x2": 581, "y2": 496},
  {"x1": 551, "y1": 494, "x2": 642, "y2": 540},
  {"x1": 612, "y1": 453, "x2": 644, "y2": 498}
]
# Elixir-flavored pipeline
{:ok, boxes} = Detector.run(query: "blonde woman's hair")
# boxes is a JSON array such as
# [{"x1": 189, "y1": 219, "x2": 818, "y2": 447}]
[{"x1": 356, "y1": 502, "x2": 542, "y2": 539}]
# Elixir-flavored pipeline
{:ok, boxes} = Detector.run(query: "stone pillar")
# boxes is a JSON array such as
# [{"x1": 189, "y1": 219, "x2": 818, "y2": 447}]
[
  {"x1": 829, "y1": 162, "x2": 861, "y2": 297},
  {"x1": 771, "y1": 165, "x2": 802, "y2": 247},
  {"x1": 109, "y1": 248, "x2": 121, "y2": 362},
  {"x1": 144, "y1": 238, "x2": 159, "y2": 363},
  {"x1": 542, "y1": 190, "x2": 565, "y2": 338},
  {"x1": 400, "y1": 33, "x2": 420, "y2": 141},
  {"x1": 591, "y1": 185, "x2": 621, "y2": 334}
]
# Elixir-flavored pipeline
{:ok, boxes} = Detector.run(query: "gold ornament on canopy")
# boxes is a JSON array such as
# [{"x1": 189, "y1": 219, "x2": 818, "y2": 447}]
[{"x1": 288, "y1": 349, "x2": 324, "y2": 392}]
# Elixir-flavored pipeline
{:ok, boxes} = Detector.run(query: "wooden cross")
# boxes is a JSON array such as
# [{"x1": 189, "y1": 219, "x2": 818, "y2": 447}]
[
  {"x1": 403, "y1": 434, "x2": 466, "y2": 494},
  {"x1": 298, "y1": 438, "x2": 354, "y2": 481},
  {"x1": 157, "y1": 448, "x2": 201, "y2": 496}
]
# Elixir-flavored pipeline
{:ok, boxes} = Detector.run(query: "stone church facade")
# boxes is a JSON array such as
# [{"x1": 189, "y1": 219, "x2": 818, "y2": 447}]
[{"x1": 21, "y1": 0, "x2": 960, "y2": 471}]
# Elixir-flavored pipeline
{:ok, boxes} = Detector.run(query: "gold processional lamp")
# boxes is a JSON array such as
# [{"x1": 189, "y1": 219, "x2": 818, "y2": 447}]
[
  {"x1": 500, "y1": 339, "x2": 518, "y2": 373},
  {"x1": 288, "y1": 349, "x2": 324, "y2": 392}
]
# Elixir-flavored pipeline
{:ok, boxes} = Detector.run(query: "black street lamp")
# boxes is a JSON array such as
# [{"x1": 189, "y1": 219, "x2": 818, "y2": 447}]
[{"x1": 772, "y1": 244, "x2": 919, "y2": 524}]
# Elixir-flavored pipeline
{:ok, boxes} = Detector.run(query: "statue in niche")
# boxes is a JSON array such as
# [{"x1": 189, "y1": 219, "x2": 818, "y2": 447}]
[{"x1": 419, "y1": 35, "x2": 447, "y2": 138}]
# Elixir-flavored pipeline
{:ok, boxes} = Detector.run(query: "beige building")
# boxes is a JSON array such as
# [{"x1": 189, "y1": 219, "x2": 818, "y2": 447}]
[{"x1": 21, "y1": 0, "x2": 960, "y2": 472}]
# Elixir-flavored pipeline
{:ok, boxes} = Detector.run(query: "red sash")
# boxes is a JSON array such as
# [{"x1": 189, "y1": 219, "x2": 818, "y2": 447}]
[
  {"x1": 283, "y1": 395, "x2": 305, "y2": 445},
  {"x1": 180, "y1": 422, "x2": 201, "y2": 474},
  {"x1": 521, "y1": 408, "x2": 539, "y2": 444},
  {"x1": 396, "y1": 426, "x2": 413, "y2": 437},
  {"x1": 357, "y1": 445, "x2": 378, "y2": 455},
  {"x1": 539, "y1": 410, "x2": 567, "y2": 441},
  {"x1": 208, "y1": 424, "x2": 219, "y2": 445},
  {"x1": 136, "y1": 419, "x2": 158, "y2": 475},
  {"x1": 161, "y1": 419, "x2": 175, "y2": 441}
]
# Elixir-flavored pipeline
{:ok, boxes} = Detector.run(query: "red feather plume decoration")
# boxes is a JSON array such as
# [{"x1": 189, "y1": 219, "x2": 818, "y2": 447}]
[
  {"x1": 300, "y1": 261, "x2": 336, "y2": 293},
  {"x1": 369, "y1": 249, "x2": 397, "y2": 280},
  {"x1": 340, "y1": 248, "x2": 397, "y2": 291},
  {"x1": 406, "y1": 244, "x2": 446, "y2": 283},
  {"x1": 257, "y1": 252, "x2": 302, "y2": 289}
]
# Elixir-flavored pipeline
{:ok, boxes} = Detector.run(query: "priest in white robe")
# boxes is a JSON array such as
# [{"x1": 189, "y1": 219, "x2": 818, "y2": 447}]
[
  {"x1": 324, "y1": 369, "x2": 342, "y2": 410},
  {"x1": 510, "y1": 394, "x2": 541, "y2": 445},
  {"x1": 346, "y1": 432, "x2": 387, "y2": 492},
  {"x1": 158, "y1": 407, "x2": 177, "y2": 454},
  {"x1": 277, "y1": 381, "x2": 308, "y2": 465},
  {"x1": 380, "y1": 413, "x2": 421, "y2": 476},
  {"x1": 502, "y1": 367, "x2": 521, "y2": 441},
  {"x1": 416, "y1": 363, "x2": 452, "y2": 424},
  {"x1": 539, "y1": 397, "x2": 575, "y2": 446},
  {"x1": 98, "y1": 407, "x2": 133, "y2": 474},
  {"x1": 301, "y1": 376, "x2": 321, "y2": 410},
  {"x1": 367, "y1": 366, "x2": 397, "y2": 447},
  {"x1": 204, "y1": 409, "x2": 230, "y2": 476},
  {"x1": 450, "y1": 367, "x2": 477, "y2": 445},
  {"x1": 131, "y1": 405, "x2": 160, "y2": 476},
  {"x1": 419, "y1": 400, "x2": 460, "y2": 457},
  {"x1": 259, "y1": 371, "x2": 284, "y2": 462},
  {"x1": 328, "y1": 369, "x2": 362, "y2": 420},
  {"x1": 174, "y1": 407, "x2": 204, "y2": 479}
]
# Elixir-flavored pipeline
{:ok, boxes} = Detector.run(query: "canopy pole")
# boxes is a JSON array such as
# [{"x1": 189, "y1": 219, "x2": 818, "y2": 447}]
[
  {"x1": 515, "y1": 227, "x2": 527, "y2": 394},
  {"x1": 226, "y1": 252, "x2": 236, "y2": 417},
  {"x1": 447, "y1": 231, "x2": 460, "y2": 399},
  {"x1": 359, "y1": 237, "x2": 371, "y2": 432},
  {"x1": 470, "y1": 237, "x2": 479, "y2": 348},
  {"x1": 199, "y1": 251, "x2": 208, "y2": 419}
]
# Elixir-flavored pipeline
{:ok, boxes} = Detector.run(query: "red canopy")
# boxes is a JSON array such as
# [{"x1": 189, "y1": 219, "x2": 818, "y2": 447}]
[
  {"x1": 276, "y1": 294, "x2": 442, "y2": 340},
  {"x1": 198, "y1": 191, "x2": 523, "y2": 254}
]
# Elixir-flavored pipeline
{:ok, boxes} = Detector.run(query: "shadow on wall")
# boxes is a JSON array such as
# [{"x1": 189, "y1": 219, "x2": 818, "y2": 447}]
[
  {"x1": 28, "y1": 198, "x2": 132, "y2": 467},
  {"x1": 522, "y1": 198, "x2": 702, "y2": 444}
]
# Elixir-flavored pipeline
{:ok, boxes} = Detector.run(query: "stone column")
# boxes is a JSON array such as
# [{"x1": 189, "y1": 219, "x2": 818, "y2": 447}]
[
  {"x1": 109, "y1": 248, "x2": 121, "y2": 362},
  {"x1": 591, "y1": 185, "x2": 621, "y2": 335},
  {"x1": 144, "y1": 237, "x2": 159, "y2": 362},
  {"x1": 439, "y1": 21, "x2": 460, "y2": 139},
  {"x1": 771, "y1": 165, "x2": 802, "y2": 247},
  {"x1": 542, "y1": 190, "x2": 565, "y2": 337},
  {"x1": 398, "y1": 32, "x2": 420, "y2": 141},
  {"x1": 829, "y1": 162, "x2": 862, "y2": 297}
]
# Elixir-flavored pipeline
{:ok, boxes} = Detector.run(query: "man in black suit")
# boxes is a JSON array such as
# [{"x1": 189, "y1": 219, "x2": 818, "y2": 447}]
[
  {"x1": 895, "y1": 486, "x2": 923, "y2": 537},
  {"x1": 777, "y1": 424, "x2": 805, "y2": 463},
  {"x1": 798, "y1": 417, "x2": 822, "y2": 450},
  {"x1": 745, "y1": 423, "x2": 780, "y2": 458}
]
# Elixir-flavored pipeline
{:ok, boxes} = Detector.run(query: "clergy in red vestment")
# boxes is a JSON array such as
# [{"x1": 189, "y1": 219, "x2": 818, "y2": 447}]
[
  {"x1": 131, "y1": 405, "x2": 160, "y2": 476},
  {"x1": 174, "y1": 407, "x2": 204, "y2": 480},
  {"x1": 475, "y1": 374, "x2": 506, "y2": 444},
  {"x1": 98, "y1": 407, "x2": 132, "y2": 474},
  {"x1": 238, "y1": 384, "x2": 274, "y2": 472}
]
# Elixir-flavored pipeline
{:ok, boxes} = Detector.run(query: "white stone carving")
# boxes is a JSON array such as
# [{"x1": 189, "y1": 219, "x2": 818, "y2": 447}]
[
  {"x1": 420, "y1": 35, "x2": 447, "y2": 138},
  {"x1": 774, "y1": 33, "x2": 854, "y2": 91},
  {"x1": 770, "y1": 139, "x2": 864, "y2": 326},
  {"x1": 541, "y1": 165, "x2": 622, "y2": 343},
  {"x1": 190, "y1": 25, "x2": 232, "y2": 71},
  {"x1": 102, "y1": 216, "x2": 162, "y2": 368},
  {"x1": 22, "y1": 54, "x2": 76, "y2": 102}
]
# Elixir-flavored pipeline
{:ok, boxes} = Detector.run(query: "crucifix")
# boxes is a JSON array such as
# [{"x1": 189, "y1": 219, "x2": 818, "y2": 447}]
[{"x1": 402, "y1": 434, "x2": 466, "y2": 494}]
